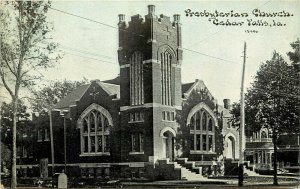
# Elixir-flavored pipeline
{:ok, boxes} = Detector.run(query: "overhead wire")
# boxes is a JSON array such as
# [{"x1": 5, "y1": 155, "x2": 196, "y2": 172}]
[{"x1": 48, "y1": 6, "x2": 240, "y2": 65}]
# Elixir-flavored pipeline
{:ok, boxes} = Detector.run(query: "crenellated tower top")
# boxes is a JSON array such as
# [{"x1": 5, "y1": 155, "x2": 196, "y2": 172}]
[{"x1": 118, "y1": 5, "x2": 182, "y2": 66}]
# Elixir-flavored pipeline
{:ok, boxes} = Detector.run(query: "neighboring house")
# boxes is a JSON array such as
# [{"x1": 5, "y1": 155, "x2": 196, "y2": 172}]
[
  {"x1": 245, "y1": 128, "x2": 300, "y2": 173},
  {"x1": 16, "y1": 5, "x2": 239, "y2": 180}
]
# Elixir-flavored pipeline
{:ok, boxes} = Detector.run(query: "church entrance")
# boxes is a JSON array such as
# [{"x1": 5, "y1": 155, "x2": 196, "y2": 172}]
[
  {"x1": 162, "y1": 131, "x2": 174, "y2": 161},
  {"x1": 225, "y1": 136, "x2": 235, "y2": 159}
]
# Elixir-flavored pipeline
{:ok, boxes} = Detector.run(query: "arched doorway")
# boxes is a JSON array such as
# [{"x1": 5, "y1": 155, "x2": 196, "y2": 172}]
[
  {"x1": 225, "y1": 136, "x2": 235, "y2": 159},
  {"x1": 160, "y1": 127, "x2": 176, "y2": 161}
]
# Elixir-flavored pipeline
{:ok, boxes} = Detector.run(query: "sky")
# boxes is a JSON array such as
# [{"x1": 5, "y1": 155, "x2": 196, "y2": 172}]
[{"x1": 1, "y1": 0, "x2": 300, "y2": 105}]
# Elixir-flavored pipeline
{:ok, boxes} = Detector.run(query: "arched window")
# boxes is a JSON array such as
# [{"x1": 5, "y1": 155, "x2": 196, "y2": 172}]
[
  {"x1": 80, "y1": 106, "x2": 112, "y2": 155},
  {"x1": 97, "y1": 113, "x2": 102, "y2": 132},
  {"x1": 202, "y1": 112, "x2": 207, "y2": 131},
  {"x1": 190, "y1": 115, "x2": 195, "y2": 131},
  {"x1": 161, "y1": 51, "x2": 172, "y2": 105},
  {"x1": 208, "y1": 119, "x2": 213, "y2": 131},
  {"x1": 261, "y1": 131, "x2": 267, "y2": 139},
  {"x1": 83, "y1": 119, "x2": 88, "y2": 133},
  {"x1": 196, "y1": 112, "x2": 200, "y2": 130},
  {"x1": 189, "y1": 109, "x2": 215, "y2": 152},
  {"x1": 130, "y1": 51, "x2": 144, "y2": 105},
  {"x1": 90, "y1": 112, "x2": 95, "y2": 132}
]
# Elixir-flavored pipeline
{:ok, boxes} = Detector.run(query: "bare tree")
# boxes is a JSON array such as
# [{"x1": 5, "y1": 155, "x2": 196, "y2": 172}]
[{"x1": 0, "y1": 1, "x2": 60, "y2": 188}]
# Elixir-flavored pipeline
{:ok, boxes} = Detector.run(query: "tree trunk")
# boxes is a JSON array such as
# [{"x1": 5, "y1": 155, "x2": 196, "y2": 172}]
[
  {"x1": 11, "y1": 97, "x2": 18, "y2": 188},
  {"x1": 273, "y1": 133, "x2": 278, "y2": 185}
]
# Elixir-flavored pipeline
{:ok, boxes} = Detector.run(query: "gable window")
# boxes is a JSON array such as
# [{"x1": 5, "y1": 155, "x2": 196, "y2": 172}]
[
  {"x1": 196, "y1": 112, "x2": 201, "y2": 130},
  {"x1": 261, "y1": 131, "x2": 267, "y2": 139},
  {"x1": 189, "y1": 109, "x2": 215, "y2": 153},
  {"x1": 208, "y1": 119, "x2": 213, "y2": 131},
  {"x1": 80, "y1": 108, "x2": 112, "y2": 156},
  {"x1": 202, "y1": 112, "x2": 207, "y2": 131}
]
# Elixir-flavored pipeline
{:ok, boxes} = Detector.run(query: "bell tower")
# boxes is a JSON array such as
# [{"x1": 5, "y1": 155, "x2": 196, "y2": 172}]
[{"x1": 118, "y1": 5, "x2": 182, "y2": 163}]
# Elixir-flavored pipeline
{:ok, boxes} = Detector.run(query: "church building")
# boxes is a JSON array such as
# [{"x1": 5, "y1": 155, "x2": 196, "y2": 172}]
[{"x1": 16, "y1": 5, "x2": 240, "y2": 180}]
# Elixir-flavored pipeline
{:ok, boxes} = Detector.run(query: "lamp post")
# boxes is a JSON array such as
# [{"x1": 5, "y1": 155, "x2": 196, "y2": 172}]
[
  {"x1": 60, "y1": 110, "x2": 69, "y2": 173},
  {"x1": 48, "y1": 109, "x2": 55, "y2": 175}
]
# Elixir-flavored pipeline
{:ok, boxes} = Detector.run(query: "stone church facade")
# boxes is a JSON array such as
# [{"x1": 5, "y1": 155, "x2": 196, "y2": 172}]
[{"x1": 16, "y1": 5, "x2": 240, "y2": 180}]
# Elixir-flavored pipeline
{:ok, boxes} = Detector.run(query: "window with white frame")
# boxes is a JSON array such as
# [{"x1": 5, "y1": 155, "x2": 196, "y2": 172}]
[
  {"x1": 81, "y1": 109, "x2": 110, "y2": 155},
  {"x1": 190, "y1": 109, "x2": 215, "y2": 152}
]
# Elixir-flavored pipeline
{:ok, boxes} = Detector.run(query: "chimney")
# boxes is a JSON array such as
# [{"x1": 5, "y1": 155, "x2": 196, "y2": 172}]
[
  {"x1": 223, "y1": 99, "x2": 231, "y2": 110},
  {"x1": 148, "y1": 5, "x2": 155, "y2": 14},
  {"x1": 118, "y1": 14, "x2": 125, "y2": 23},
  {"x1": 173, "y1": 14, "x2": 180, "y2": 22}
]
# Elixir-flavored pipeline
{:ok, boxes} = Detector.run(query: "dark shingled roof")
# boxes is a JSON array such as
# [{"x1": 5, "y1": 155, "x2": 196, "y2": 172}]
[
  {"x1": 54, "y1": 81, "x2": 120, "y2": 110},
  {"x1": 182, "y1": 82, "x2": 194, "y2": 94},
  {"x1": 55, "y1": 84, "x2": 90, "y2": 109},
  {"x1": 103, "y1": 76, "x2": 198, "y2": 96},
  {"x1": 98, "y1": 81, "x2": 120, "y2": 98},
  {"x1": 54, "y1": 77, "x2": 215, "y2": 110}
]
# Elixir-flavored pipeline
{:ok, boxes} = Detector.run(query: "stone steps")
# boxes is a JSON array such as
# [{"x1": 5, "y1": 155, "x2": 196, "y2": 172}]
[
  {"x1": 180, "y1": 166, "x2": 204, "y2": 181},
  {"x1": 157, "y1": 158, "x2": 205, "y2": 181},
  {"x1": 244, "y1": 165, "x2": 261, "y2": 176},
  {"x1": 176, "y1": 158, "x2": 202, "y2": 174}
]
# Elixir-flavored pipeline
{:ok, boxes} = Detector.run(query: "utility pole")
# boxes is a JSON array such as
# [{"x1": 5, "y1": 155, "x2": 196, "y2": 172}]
[{"x1": 238, "y1": 42, "x2": 247, "y2": 187}]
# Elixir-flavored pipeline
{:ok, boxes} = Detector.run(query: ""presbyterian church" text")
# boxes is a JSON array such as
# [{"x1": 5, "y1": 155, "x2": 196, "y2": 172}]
[{"x1": 184, "y1": 9, "x2": 293, "y2": 18}]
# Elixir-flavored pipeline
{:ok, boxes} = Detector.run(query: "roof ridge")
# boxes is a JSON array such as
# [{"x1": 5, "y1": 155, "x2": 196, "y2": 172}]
[{"x1": 101, "y1": 82, "x2": 120, "y2": 86}]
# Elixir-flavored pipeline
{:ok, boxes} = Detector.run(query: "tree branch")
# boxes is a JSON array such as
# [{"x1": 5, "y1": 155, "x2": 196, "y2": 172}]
[
  {"x1": 10, "y1": 53, "x2": 17, "y2": 73},
  {"x1": 3, "y1": 55, "x2": 17, "y2": 77},
  {"x1": 0, "y1": 72, "x2": 14, "y2": 98}
]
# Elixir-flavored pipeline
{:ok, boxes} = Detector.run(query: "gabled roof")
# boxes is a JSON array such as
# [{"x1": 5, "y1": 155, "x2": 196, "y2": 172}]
[
  {"x1": 54, "y1": 80, "x2": 120, "y2": 110},
  {"x1": 181, "y1": 79, "x2": 214, "y2": 99},
  {"x1": 55, "y1": 84, "x2": 90, "y2": 109},
  {"x1": 97, "y1": 81, "x2": 120, "y2": 98},
  {"x1": 103, "y1": 76, "x2": 120, "y2": 85},
  {"x1": 181, "y1": 82, "x2": 194, "y2": 94}
]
